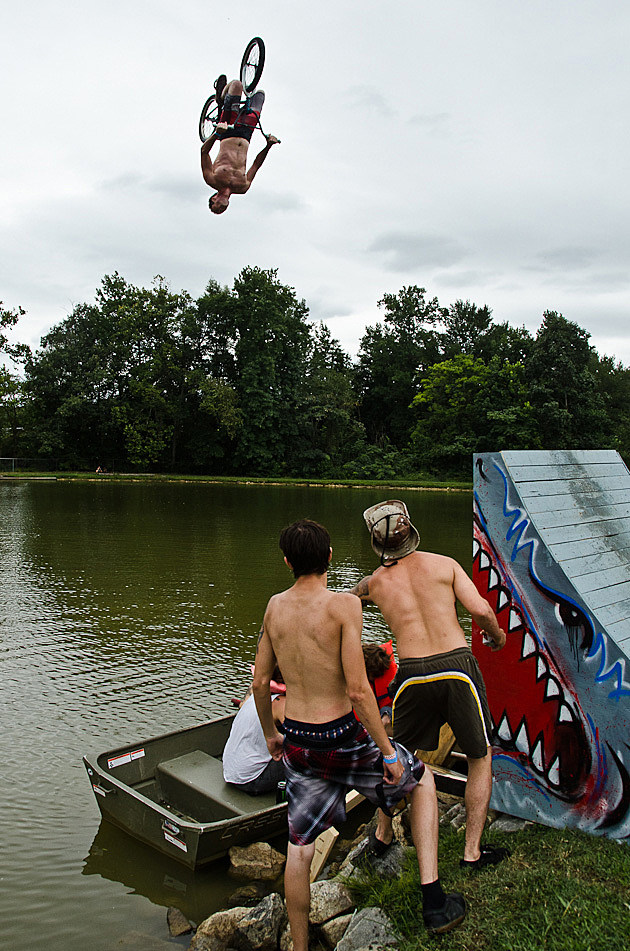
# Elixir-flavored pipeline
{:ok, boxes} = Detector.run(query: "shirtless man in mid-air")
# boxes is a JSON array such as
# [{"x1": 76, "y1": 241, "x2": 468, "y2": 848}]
[
  {"x1": 350, "y1": 500, "x2": 509, "y2": 871},
  {"x1": 253, "y1": 519, "x2": 466, "y2": 949},
  {"x1": 200, "y1": 75, "x2": 279, "y2": 214}
]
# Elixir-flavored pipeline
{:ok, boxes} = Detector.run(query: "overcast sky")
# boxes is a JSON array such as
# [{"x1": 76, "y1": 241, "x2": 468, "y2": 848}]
[{"x1": 2, "y1": 1, "x2": 629, "y2": 365}]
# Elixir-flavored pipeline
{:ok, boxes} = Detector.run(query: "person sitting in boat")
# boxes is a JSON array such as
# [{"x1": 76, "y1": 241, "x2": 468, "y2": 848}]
[
  {"x1": 363, "y1": 641, "x2": 397, "y2": 730},
  {"x1": 222, "y1": 667, "x2": 286, "y2": 795}
]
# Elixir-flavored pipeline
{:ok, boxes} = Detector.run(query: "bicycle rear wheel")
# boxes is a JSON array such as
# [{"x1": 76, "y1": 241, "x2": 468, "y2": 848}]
[
  {"x1": 240, "y1": 37, "x2": 265, "y2": 94},
  {"x1": 199, "y1": 94, "x2": 220, "y2": 143}
]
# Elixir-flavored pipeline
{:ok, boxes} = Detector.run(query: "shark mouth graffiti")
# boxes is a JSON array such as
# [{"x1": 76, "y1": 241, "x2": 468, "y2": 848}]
[{"x1": 473, "y1": 518, "x2": 592, "y2": 804}]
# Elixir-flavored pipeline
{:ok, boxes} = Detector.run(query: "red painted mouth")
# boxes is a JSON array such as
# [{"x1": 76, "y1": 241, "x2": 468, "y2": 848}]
[{"x1": 473, "y1": 529, "x2": 591, "y2": 800}]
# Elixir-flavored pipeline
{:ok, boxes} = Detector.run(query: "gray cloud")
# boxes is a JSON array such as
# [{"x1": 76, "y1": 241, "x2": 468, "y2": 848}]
[{"x1": 368, "y1": 232, "x2": 467, "y2": 272}]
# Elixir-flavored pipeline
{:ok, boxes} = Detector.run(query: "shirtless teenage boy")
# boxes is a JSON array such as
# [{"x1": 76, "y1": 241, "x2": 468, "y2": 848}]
[
  {"x1": 253, "y1": 519, "x2": 466, "y2": 948},
  {"x1": 351, "y1": 500, "x2": 509, "y2": 871},
  {"x1": 200, "y1": 76, "x2": 279, "y2": 214}
]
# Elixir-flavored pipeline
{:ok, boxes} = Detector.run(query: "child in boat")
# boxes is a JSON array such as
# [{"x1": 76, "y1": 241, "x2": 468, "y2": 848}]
[{"x1": 222, "y1": 666, "x2": 286, "y2": 795}]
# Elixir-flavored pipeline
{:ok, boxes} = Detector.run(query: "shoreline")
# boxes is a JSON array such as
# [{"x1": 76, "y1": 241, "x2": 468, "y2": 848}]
[{"x1": 0, "y1": 471, "x2": 472, "y2": 491}]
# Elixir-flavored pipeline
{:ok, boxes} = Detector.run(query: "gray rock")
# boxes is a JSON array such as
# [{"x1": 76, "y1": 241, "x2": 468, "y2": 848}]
[
  {"x1": 189, "y1": 907, "x2": 250, "y2": 951},
  {"x1": 309, "y1": 880, "x2": 354, "y2": 924},
  {"x1": 227, "y1": 882, "x2": 274, "y2": 908},
  {"x1": 278, "y1": 921, "x2": 293, "y2": 951},
  {"x1": 168, "y1": 906, "x2": 193, "y2": 937},
  {"x1": 231, "y1": 892, "x2": 287, "y2": 951},
  {"x1": 340, "y1": 839, "x2": 409, "y2": 883},
  {"x1": 229, "y1": 842, "x2": 286, "y2": 881},
  {"x1": 490, "y1": 815, "x2": 530, "y2": 832},
  {"x1": 318, "y1": 912, "x2": 353, "y2": 948},
  {"x1": 336, "y1": 908, "x2": 400, "y2": 951}
]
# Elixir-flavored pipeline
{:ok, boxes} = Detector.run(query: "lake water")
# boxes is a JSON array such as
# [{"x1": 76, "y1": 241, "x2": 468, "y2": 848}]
[{"x1": 0, "y1": 480, "x2": 471, "y2": 950}]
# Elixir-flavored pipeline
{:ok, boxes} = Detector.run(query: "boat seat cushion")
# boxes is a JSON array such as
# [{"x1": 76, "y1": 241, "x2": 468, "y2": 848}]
[{"x1": 157, "y1": 749, "x2": 276, "y2": 822}]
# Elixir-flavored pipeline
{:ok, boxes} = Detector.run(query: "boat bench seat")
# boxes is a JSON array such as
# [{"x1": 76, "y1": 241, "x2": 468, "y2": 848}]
[{"x1": 157, "y1": 750, "x2": 276, "y2": 823}]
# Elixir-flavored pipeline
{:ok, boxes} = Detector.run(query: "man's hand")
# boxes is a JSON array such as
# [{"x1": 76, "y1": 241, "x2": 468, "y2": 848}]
[
  {"x1": 483, "y1": 628, "x2": 506, "y2": 651},
  {"x1": 216, "y1": 121, "x2": 228, "y2": 132},
  {"x1": 265, "y1": 134, "x2": 280, "y2": 145},
  {"x1": 383, "y1": 755, "x2": 404, "y2": 785},
  {"x1": 266, "y1": 731, "x2": 284, "y2": 761}
]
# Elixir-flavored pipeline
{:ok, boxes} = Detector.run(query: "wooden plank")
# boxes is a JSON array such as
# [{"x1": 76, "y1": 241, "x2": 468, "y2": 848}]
[
  {"x1": 518, "y1": 475, "x2": 630, "y2": 499},
  {"x1": 561, "y1": 546, "x2": 630, "y2": 578},
  {"x1": 415, "y1": 724, "x2": 456, "y2": 767},
  {"x1": 585, "y1": 581, "x2": 630, "y2": 610},
  {"x1": 509, "y1": 462, "x2": 628, "y2": 483},
  {"x1": 606, "y1": 618, "x2": 630, "y2": 644},
  {"x1": 431, "y1": 764, "x2": 467, "y2": 797},
  {"x1": 309, "y1": 790, "x2": 365, "y2": 882},
  {"x1": 530, "y1": 500, "x2": 630, "y2": 527},
  {"x1": 583, "y1": 599, "x2": 630, "y2": 628},
  {"x1": 310, "y1": 827, "x2": 339, "y2": 882},
  {"x1": 572, "y1": 564, "x2": 630, "y2": 594},
  {"x1": 502, "y1": 449, "x2": 619, "y2": 467},
  {"x1": 543, "y1": 517, "x2": 630, "y2": 546},
  {"x1": 553, "y1": 535, "x2": 630, "y2": 562},
  {"x1": 525, "y1": 489, "x2": 630, "y2": 515}
]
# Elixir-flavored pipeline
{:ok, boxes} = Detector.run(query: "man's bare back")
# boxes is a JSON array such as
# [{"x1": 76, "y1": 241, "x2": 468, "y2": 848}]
[
  {"x1": 263, "y1": 581, "x2": 361, "y2": 723},
  {"x1": 353, "y1": 550, "x2": 504, "y2": 658}
]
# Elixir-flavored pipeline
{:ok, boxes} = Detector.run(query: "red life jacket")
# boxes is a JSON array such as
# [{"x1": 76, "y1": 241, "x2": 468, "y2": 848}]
[{"x1": 371, "y1": 639, "x2": 397, "y2": 709}]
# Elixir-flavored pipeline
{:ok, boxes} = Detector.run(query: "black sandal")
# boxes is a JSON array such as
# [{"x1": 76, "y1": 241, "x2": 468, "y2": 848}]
[{"x1": 460, "y1": 844, "x2": 511, "y2": 870}]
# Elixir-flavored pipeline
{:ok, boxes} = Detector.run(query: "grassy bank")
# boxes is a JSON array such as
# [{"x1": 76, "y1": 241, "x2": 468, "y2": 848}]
[
  {"x1": 349, "y1": 824, "x2": 630, "y2": 950},
  {"x1": 0, "y1": 471, "x2": 472, "y2": 490}
]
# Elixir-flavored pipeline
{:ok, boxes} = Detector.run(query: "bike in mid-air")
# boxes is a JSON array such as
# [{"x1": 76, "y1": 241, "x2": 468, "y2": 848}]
[{"x1": 199, "y1": 37, "x2": 271, "y2": 143}]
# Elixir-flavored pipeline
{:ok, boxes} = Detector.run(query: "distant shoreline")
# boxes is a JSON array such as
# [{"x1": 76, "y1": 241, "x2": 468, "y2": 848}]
[{"x1": 0, "y1": 471, "x2": 472, "y2": 491}]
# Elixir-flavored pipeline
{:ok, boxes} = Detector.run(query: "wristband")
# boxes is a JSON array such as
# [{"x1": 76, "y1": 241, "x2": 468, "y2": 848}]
[{"x1": 383, "y1": 752, "x2": 398, "y2": 765}]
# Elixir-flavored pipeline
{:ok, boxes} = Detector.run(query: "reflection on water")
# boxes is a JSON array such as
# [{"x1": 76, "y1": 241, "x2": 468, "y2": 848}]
[{"x1": 0, "y1": 480, "x2": 471, "y2": 951}]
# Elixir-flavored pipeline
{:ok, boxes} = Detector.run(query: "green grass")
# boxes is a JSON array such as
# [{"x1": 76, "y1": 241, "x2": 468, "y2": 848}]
[
  {"x1": 348, "y1": 825, "x2": 630, "y2": 950},
  {"x1": 0, "y1": 470, "x2": 472, "y2": 490}
]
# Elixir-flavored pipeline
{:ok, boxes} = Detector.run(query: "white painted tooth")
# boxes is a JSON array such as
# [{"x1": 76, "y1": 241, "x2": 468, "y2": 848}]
[
  {"x1": 536, "y1": 655, "x2": 548, "y2": 681},
  {"x1": 532, "y1": 737, "x2": 545, "y2": 772},
  {"x1": 559, "y1": 703, "x2": 574, "y2": 724},
  {"x1": 498, "y1": 714, "x2": 512, "y2": 742},
  {"x1": 547, "y1": 755, "x2": 561, "y2": 786},
  {"x1": 510, "y1": 609, "x2": 524, "y2": 632},
  {"x1": 473, "y1": 540, "x2": 480, "y2": 558},
  {"x1": 479, "y1": 551, "x2": 491, "y2": 570},
  {"x1": 497, "y1": 589, "x2": 509, "y2": 611},
  {"x1": 515, "y1": 721, "x2": 530, "y2": 754},
  {"x1": 521, "y1": 631, "x2": 537, "y2": 657},
  {"x1": 488, "y1": 567, "x2": 500, "y2": 590},
  {"x1": 545, "y1": 677, "x2": 560, "y2": 699}
]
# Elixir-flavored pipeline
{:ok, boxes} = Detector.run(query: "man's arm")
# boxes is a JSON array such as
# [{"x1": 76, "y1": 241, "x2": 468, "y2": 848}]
[
  {"x1": 339, "y1": 595, "x2": 403, "y2": 784},
  {"x1": 246, "y1": 135, "x2": 279, "y2": 184},
  {"x1": 200, "y1": 133, "x2": 218, "y2": 186},
  {"x1": 452, "y1": 561, "x2": 506, "y2": 650},
  {"x1": 252, "y1": 620, "x2": 284, "y2": 760},
  {"x1": 348, "y1": 575, "x2": 375, "y2": 605}
]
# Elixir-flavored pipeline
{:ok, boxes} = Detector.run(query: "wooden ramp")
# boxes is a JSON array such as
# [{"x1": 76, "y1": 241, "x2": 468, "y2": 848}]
[{"x1": 473, "y1": 449, "x2": 630, "y2": 841}]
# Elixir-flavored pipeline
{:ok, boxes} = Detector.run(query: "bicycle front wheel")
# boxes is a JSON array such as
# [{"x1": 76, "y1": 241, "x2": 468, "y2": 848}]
[
  {"x1": 199, "y1": 94, "x2": 219, "y2": 142},
  {"x1": 240, "y1": 37, "x2": 265, "y2": 94}
]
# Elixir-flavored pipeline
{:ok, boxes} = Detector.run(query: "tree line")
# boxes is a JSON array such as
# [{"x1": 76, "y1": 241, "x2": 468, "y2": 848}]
[{"x1": 1, "y1": 267, "x2": 629, "y2": 478}]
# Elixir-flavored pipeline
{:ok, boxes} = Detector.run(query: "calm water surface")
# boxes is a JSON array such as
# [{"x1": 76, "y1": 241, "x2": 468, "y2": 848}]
[{"x1": 0, "y1": 481, "x2": 471, "y2": 950}]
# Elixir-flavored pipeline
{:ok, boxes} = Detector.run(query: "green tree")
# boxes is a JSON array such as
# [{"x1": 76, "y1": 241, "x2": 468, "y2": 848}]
[
  {"x1": 525, "y1": 311, "x2": 612, "y2": 448},
  {"x1": 355, "y1": 286, "x2": 445, "y2": 448},
  {"x1": 410, "y1": 354, "x2": 539, "y2": 474},
  {"x1": 0, "y1": 303, "x2": 29, "y2": 457}
]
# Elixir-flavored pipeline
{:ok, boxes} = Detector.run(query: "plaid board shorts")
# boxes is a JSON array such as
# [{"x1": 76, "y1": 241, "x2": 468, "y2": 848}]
[{"x1": 282, "y1": 712, "x2": 424, "y2": 846}]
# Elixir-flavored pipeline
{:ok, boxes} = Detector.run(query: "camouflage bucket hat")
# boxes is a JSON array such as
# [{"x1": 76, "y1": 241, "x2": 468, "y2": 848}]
[{"x1": 363, "y1": 499, "x2": 420, "y2": 564}]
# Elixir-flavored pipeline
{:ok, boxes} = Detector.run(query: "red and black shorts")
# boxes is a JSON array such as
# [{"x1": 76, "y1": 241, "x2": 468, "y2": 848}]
[{"x1": 217, "y1": 91, "x2": 265, "y2": 143}]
